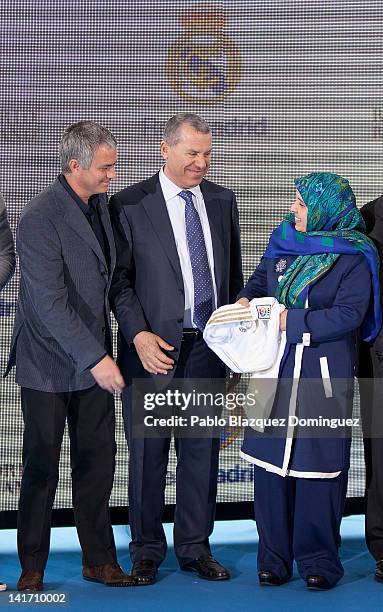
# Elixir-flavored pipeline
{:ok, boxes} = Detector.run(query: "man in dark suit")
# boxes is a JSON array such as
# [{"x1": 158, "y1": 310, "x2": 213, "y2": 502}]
[
  {"x1": 110, "y1": 113, "x2": 243, "y2": 585},
  {"x1": 359, "y1": 195, "x2": 383, "y2": 582},
  {"x1": 6, "y1": 121, "x2": 135, "y2": 590}
]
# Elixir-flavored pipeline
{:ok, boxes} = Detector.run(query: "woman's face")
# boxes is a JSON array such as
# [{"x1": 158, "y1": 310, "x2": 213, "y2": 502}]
[{"x1": 290, "y1": 190, "x2": 308, "y2": 232}]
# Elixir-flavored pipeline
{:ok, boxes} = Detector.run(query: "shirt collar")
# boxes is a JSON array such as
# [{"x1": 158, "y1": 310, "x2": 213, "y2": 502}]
[
  {"x1": 59, "y1": 174, "x2": 99, "y2": 217},
  {"x1": 159, "y1": 167, "x2": 202, "y2": 202}
]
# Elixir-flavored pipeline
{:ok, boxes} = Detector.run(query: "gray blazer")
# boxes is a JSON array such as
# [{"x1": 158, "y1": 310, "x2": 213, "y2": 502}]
[
  {"x1": 5, "y1": 178, "x2": 116, "y2": 392},
  {"x1": 0, "y1": 193, "x2": 16, "y2": 288}
]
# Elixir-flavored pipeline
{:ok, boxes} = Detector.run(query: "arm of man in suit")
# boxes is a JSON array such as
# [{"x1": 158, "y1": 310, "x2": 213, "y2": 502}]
[
  {"x1": 109, "y1": 194, "x2": 149, "y2": 343},
  {"x1": 229, "y1": 194, "x2": 244, "y2": 302},
  {"x1": 17, "y1": 212, "x2": 124, "y2": 393},
  {"x1": 109, "y1": 195, "x2": 175, "y2": 375},
  {"x1": 0, "y1": 194, "x2": 16, "y2": 289}
]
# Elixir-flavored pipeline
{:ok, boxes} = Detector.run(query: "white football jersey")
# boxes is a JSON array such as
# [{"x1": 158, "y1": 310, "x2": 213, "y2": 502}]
[{"x1": 203, "y1": 297, "x2": 286, "y2": 375}]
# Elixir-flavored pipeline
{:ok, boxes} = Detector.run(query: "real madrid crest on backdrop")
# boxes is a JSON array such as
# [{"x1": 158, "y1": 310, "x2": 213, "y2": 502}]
[{"x1": 166, "y1": 5, "x2": 241, "y2": 104}]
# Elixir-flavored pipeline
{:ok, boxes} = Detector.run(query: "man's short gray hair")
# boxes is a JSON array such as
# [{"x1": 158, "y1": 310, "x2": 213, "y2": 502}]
[
  {"x1": 163, "y1": 113, "x2": 211, "y2": 146},
  {"x1": 59, "y1": 121, "x2": 117, "y2": 173}
]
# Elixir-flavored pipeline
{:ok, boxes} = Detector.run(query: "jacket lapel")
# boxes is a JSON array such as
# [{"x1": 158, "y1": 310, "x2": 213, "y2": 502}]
[
  {"x1": 200, "y1": 181, "x2": 224, "y2": 294},
  {"x1": 52, "y1": 179, "x2": 108, "y2": 271},
  {"x1": 141, "y1": 176, "x2": 183, "y2": 283},
  {"x1": 139, "y1": 175, "x2": 224, "y2": 290},
  {"x1": 99, "y1": 195, "x2": 116, "y2": 278}
]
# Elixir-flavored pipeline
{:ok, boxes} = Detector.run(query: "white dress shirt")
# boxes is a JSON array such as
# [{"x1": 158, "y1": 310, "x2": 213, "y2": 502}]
[{"x1": 159, "y1": 167, "x2": 217, "y2": 328}]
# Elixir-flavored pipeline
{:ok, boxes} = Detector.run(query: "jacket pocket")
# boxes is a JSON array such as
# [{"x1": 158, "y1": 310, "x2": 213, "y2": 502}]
[{"x1": 319, "y1": 356, "x2": 333, "y2": 398}]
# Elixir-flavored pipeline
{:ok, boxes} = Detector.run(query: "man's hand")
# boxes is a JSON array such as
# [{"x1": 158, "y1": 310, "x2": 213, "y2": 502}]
[
  {"x1": 280, "y1": 309, "x2": 288, "y2": 331},
  {"x1": 91, "y1": 355, "x2": 125, "y2": 394},
  {"x1": 133, "y1": 331, "x2": 175, "y2": 375},
  {"x1": 236, "y1": 297, "x2": 250, "y2": 307}
]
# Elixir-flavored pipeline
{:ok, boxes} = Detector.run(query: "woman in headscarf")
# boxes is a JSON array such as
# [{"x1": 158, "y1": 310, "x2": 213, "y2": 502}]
[{"x1": 237, "y1": 172, "x2": 381, "y2": 590}]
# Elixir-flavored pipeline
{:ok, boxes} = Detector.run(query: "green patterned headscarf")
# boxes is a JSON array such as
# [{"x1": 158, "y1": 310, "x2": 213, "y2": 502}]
[
  {"x1": 273, "y1": 172, "x2": 374, "y2": 308},
  {"x1": 293, "y1": 172, "x2": 363, "y2": 233}
]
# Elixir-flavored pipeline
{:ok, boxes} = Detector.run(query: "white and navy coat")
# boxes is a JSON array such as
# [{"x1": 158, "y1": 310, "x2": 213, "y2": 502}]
[{"x1": 237, "y1": 253, "x2": 372, "y2": 478}]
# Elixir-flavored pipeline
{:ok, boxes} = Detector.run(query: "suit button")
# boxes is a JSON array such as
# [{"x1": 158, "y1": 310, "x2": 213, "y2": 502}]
[
  {"x1": 177, "y1": 318, "x2": 183, "y2": 323},
  {"x1": 102, "y1": 327, "x2": 105, "y2": 333},
  {"x1": 179, "y1": 288, "x2": 184, "y2": 294}
]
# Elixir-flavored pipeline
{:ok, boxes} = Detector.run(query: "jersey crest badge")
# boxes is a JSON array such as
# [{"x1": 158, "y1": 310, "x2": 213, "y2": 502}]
[{"x1": 275, "y1": 259, "x2": 287, "y2": 273}]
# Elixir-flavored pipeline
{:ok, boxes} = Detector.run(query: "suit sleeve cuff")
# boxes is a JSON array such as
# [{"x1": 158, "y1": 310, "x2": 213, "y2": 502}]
[
  {"x1": 88, "y1": 352, "x2": 107, "y2": 370},
  {"x1": 286, "y1": 309, "x2": 311, "y2": 345},
  {"x1": 236, "y1": 288, "x2": 251, "y2": 300},
  {"x1": 126, "y1": 324, "x2": 149, "y2": 346}
]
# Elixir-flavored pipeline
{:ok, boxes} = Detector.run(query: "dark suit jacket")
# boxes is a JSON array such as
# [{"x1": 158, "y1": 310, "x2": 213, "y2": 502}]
[
  {"x1": 6, "y1": 178, "x2": 116, "y2": 392},
  {"x1": 358, "y1": 196, "x2": 383, "y2": 381},
  {"x1": 361, "y1": 195, "x2": 383, "y2": 301},
  {"x1": 109, "y1": 173, "x2": 243, "y2": 381},
  {"x1": 361, "y1": 195, "x2": 383, "y2": 239}
]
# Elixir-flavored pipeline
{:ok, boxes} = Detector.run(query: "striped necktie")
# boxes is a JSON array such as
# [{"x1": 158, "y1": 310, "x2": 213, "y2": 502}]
[{"x1": 179, "y1": 190, "x2": 213, "y2": 331}]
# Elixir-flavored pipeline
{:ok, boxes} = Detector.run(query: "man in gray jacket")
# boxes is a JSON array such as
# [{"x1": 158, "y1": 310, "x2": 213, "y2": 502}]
[
  {"x1": 0, "y1": 191, "x2": 16, "y2": 592},
  {"x1": 6, "y1": 121, "x2": 135, "y2": 591}
]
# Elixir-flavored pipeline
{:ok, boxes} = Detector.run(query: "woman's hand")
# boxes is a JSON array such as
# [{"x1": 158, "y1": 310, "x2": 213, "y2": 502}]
[
  {"x1": 236, "y1": 297, "x2": 250, "y2": 307},
  {"x1": 280, "y1": 309, "x2": 288, "y2": 331}
]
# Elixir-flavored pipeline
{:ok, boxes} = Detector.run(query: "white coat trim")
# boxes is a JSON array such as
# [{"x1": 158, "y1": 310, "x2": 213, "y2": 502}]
[
  {"x1": 279, "y1": 295, "x2": 309, "y2": 475},
  {"x1": 320, "y1": 356, "x2": 333, "y2": 398},
  {"x1": 280, "y1": 341, "x2": 305, "y2": 476},
  {"x1": 288, "y1": 468, "x2": 341, "y2": 479},
  {"x1": 240, "y1": 451, "x2": 286, "y2": 476},
  {"x1": 240, "y1": 338, "x2": 307, "y2": 478},
  {"x1": 240, "y1": 451, "x2": 341, "y2": 479}
]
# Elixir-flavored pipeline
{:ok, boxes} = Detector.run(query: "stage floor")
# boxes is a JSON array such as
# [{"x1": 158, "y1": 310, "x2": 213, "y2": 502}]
[{"x1": 0, "y1": 516, "x2": 381, "y2": 611}]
